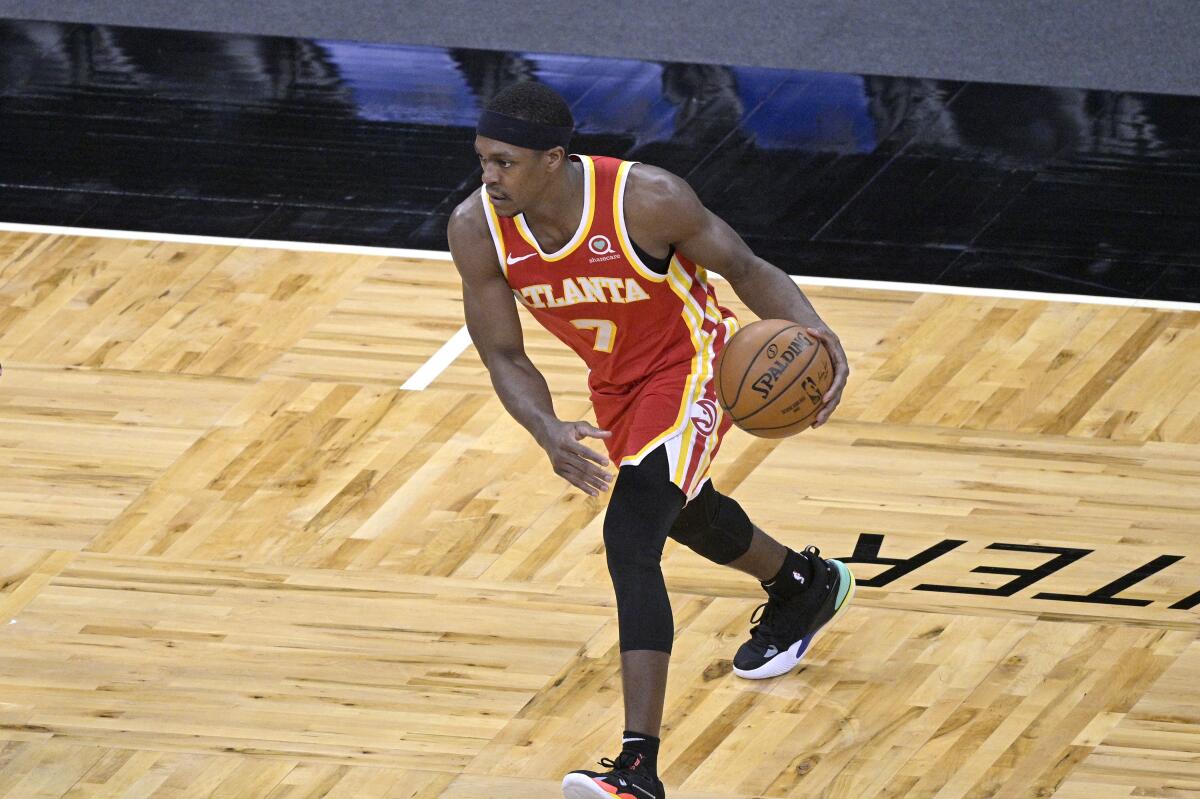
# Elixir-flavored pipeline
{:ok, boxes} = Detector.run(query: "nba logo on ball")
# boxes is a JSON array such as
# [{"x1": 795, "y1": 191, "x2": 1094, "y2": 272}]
[
  {"x1": 690, "y1": 398, "x2": 719, "y2": 436},
  {"x1": 588, "y1": 235, "x2": 614, "y2": 255}
]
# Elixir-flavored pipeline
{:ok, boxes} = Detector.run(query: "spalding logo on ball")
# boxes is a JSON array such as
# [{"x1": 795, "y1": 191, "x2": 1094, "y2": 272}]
[
  {"x1": 750, "y1": 330, "x2": 814, "y2": 399},
  {"x1": 715, "y1": 320, "x2": 833, "y2": 439}
]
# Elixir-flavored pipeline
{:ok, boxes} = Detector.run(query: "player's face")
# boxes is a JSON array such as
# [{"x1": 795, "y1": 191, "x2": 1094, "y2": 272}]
[{"x1": 475, "y1": 136, "x2": 556, "y2": 217}]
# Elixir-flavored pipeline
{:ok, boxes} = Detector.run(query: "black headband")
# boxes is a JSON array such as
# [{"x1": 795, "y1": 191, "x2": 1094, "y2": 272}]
[{"x1": 476, "y1": 109, "x2": 573, "y2": 151}]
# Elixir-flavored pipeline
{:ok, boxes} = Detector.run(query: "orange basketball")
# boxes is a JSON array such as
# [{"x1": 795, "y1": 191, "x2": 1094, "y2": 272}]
[{"x1": 715, "y1": 319, "x2": 833, "y2": 438}]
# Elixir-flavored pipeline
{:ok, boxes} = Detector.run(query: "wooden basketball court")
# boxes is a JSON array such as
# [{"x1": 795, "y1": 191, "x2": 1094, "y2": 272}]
[{"x1": 0, "y1": 230, "x2": 1196, "y2": 797}]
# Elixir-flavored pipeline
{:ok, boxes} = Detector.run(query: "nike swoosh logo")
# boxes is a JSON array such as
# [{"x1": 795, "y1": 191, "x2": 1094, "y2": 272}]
[{"x1": 506, "y1": 252, "x2": 537, "y2": 265}]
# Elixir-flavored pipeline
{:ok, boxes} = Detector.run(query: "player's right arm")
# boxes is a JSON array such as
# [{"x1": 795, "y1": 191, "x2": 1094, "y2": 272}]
[{"x1": 447, "y1": 199, "x2": 612, "y2": 496}]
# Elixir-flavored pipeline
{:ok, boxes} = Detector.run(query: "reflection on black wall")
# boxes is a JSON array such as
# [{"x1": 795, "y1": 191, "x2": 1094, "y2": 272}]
[{"x1": 1, "y1": 18, "x2": 1198, "y2": 302}]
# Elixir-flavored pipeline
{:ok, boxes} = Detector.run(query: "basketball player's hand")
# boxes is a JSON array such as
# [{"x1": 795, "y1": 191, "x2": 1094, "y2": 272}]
[
  {"x1": 806, "y1": 326, "x2": 848, "y2": 428},
  {"x1": 539, "y1": 420, "x2": 613, "y2": 497}
]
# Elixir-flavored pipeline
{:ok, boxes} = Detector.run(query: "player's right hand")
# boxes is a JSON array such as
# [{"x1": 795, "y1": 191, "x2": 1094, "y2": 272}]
[{"x1": 537, "y1": 420, "x2": 613, "y2": 497}]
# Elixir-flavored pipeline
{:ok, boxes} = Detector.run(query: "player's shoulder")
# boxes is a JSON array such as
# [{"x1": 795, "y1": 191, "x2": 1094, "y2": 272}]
[
  {"x1": 448, "y1": 189, "x2": 489, "y2": 240},
  {"x1": 624, "y1": 162, "x2": 702, "y2": 216},
  {"x1": 447, "y1": 190, "x2": 501, "y2": 278}
]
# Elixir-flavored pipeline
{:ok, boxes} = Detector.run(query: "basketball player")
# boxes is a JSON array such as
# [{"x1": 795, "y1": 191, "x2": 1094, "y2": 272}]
[{"x1": 447, "y1": 82, "x2": 853, "y2": 799}]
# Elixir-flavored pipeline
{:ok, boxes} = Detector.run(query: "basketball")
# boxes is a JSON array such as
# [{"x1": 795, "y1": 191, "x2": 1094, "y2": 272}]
[{"x1": 715, "y1": 320, "x2": 833, "y2": 438}]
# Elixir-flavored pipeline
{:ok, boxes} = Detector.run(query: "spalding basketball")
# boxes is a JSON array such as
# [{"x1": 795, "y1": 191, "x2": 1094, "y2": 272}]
[{"x1": 715, "y1": 320, "x2": 833, "y2": 438}]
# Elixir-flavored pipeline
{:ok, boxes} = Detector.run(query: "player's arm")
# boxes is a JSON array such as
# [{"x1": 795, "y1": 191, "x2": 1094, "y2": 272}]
[
  {"x1": 447, "y1": 201, "x2": 612, "y2": 496},
  {"x1": 625, "y1": 165, "x2": 849, "y2": 427}
]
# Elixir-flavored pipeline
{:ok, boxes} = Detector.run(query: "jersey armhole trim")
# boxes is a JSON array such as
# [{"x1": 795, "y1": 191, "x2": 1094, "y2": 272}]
[
  {"x1": 480, "y1": 187, "x2": 510, "y2": 280},
  {"x1": 614, "y1": 161, "x2": 669, "y2": 284}
]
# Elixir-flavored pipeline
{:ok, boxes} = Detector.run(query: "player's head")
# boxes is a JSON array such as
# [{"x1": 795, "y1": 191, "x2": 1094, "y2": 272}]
[{"x1": 475, "y1": 82, "x2": 574, "y2": 216}]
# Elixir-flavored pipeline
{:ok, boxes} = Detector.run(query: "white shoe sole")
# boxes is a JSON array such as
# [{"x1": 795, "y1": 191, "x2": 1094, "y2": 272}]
[
  {"x1": 733, "y1": 560, "x2": 856, "y2": 680},
  {"x1": 563, "y1": 772, "x2": 655, "y2": 798},
  {"x1": 562, "y1": 773, "x2": 608, "y2": 798}
]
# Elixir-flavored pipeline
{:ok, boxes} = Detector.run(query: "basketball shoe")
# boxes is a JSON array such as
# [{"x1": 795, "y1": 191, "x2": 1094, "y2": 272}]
[
  {"x1": 732, "y1": 545, "x2": 855, "y2": 679},
  {"x1": 562, "y1": 751, "x2": 665, "y2": 799}
]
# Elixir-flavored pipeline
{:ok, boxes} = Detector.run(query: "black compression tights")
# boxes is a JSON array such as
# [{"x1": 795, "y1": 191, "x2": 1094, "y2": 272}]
[{"x1": 603, "y1": 447, "x2": 755, "y2": 653}]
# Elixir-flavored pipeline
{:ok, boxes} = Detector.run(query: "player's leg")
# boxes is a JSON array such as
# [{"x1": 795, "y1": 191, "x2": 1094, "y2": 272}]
[
  {"x1": 604, "y1": 448, "x2": 680, "y2": 738},
  {"x1": 668, "y1": 483, "x2": 785, "y2": 580},
  {"x1": 668, "y1": 483, "x2": 855, "y2": 680},
  {"x1": 563, "y1": 447, "x2": 680, "y2": 799},
  {"x1": 668, "y1": 481, "x2": 794, "y2": 580}
]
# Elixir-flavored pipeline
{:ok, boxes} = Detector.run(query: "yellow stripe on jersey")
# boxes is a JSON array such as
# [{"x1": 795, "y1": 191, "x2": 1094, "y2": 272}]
[
  {"x1": 680, "y1": 315, "x2": 739, "y2": 496},
  {"x1": 613, "y1": 161, "x2": 669, "y2": 284},
  {"x1": 665, "y1": 256, "x2": 716, "y2": 484},
  {"x1": 620, "y1": 272, "x2": 739, "y2": 491},
  {"x1": 689, "y1": 311, "x2": 740, "y2": 490},
  {"x1": 619, "y1": 255, "x2": 711, "y2": 468},
  {"x1": 695, "y1": 268, "x2": 723, "y2": 325},
  {"x1": 480, "y1": 189, "x2": 510, "y2": 279},
  {"x1": 514, "y1": 155, "x2": 597, "y2": 261}
]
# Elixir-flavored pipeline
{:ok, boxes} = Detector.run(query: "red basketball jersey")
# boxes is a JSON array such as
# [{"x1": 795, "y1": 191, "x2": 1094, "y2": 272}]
[
  {"x1": 480, "y1": 154, "x2": 737, "y2": 393},
  {"x1": 480, "y1": 154, "x2": 740, "y2": 497}
]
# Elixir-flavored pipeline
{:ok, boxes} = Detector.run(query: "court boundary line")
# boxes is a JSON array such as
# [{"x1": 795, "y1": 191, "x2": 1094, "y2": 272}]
[
  {"x1": 4, "y1": 221, "x2": 1197, "y2": 391},
  {"x1": 0, "y1": 222, "x2": 453, "y2": 263},
  {"x1": 3, "y1": 221, "x2": 1195, "y2": 312}
]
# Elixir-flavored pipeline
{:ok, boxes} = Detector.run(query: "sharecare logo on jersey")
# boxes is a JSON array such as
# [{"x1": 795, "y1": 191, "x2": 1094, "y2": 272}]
[
  {"x1": 690, "y1": 398, "x2": 719, "y2": 436},
  {"x1": 588, "y1": 234, "x2": 621, "y2": 263}
]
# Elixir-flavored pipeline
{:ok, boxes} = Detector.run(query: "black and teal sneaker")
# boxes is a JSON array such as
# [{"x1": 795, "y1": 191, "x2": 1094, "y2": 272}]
[{"x1": 732, "y1": 546, "x2": 855, "y2": 679}]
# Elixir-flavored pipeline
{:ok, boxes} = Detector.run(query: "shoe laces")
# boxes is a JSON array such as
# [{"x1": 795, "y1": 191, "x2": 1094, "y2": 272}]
[
  {"x1": 749, "y1": 545, "x2": 823, "y2": 646},
  {"x1": 747, "y1": 600, "x2": 781, "y2": 645},
  {"x1": 599, "y1": 750, "x2": 645, "y2": 775}
]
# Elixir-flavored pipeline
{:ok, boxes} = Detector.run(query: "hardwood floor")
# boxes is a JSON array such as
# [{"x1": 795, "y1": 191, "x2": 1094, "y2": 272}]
[{"x1": 1, "y1": 231, "x2": 1196, "y2": 797}]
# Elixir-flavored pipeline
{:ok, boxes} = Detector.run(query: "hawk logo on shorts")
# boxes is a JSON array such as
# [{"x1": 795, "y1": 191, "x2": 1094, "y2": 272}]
[{"x1": 690, "y1": 398, "x2": 719, "y2": 436}]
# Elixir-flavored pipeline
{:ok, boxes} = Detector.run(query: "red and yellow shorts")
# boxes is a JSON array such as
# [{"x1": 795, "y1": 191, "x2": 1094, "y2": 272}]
[{"x1": 592, "y1": 358, "x2": 734, "y2": 501}]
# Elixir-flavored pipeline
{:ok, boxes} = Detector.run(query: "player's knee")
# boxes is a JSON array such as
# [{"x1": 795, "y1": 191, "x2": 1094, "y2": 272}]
[
  {"x1": 602, "y1": 460, "x2": 680, "y2": 654},
  {"x1": 604, "y1": 494, "x2": 663, "y2": 574},
  {"x1": 602, "y1": 462, "x2": 677, "y2": 572},
  {"x1": 603, "y1": 523, "x2": 662, "y2": 574},
  {"x1": 668, "y1": 483, "x2": 754, "y2": 564}
]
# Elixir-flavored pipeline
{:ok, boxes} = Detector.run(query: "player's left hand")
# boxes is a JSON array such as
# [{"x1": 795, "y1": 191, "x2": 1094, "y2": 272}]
[
  {"x1": 537, "y1": 419, "x2": 614, "y2": 497},
  {"x1": 805, "y1": 326, "x2": 848, "y2": 428}
]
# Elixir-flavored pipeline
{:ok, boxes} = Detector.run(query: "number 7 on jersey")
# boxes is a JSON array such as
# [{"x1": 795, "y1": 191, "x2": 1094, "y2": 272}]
[{"x1": 571, "y1": 318, "x2": 617, "y2": 353}]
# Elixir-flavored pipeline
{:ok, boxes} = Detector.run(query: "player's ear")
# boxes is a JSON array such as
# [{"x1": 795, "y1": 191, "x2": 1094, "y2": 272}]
[{"x1": 544, "y1": 146, "x2": 567, "y2": 171}]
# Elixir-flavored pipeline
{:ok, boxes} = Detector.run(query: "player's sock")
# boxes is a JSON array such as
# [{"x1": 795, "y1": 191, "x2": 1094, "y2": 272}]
[
  {"x1": 761, "y1": 547, "x2": 813, "y2": 599},
  {"x1": 621, "y1": 730, "x2": 660, "y2": 775}
]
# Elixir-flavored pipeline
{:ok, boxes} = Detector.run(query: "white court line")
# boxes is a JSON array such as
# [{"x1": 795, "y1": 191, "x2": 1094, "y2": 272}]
[
  {"x1": 3, "y1": 220, "x2": 1195, "y2": 311},
  {"x1": 735, "y1": 274, "x2": 1200, "y2": 313},
  {"x1": 0, "y1": 221, "x2": 454, "y2": 262},
  {"x1": 3, "y1": 220, "x2": 1197, "y2": 392},
  {"x1": 400, "y1": 325, "x2": 473, "y2": 391}
]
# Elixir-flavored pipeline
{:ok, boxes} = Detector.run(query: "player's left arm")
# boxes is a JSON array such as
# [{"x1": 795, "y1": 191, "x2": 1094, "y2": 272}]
[{"x1": 625, "y1": 164, "x2": 849, "y2": 427}]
